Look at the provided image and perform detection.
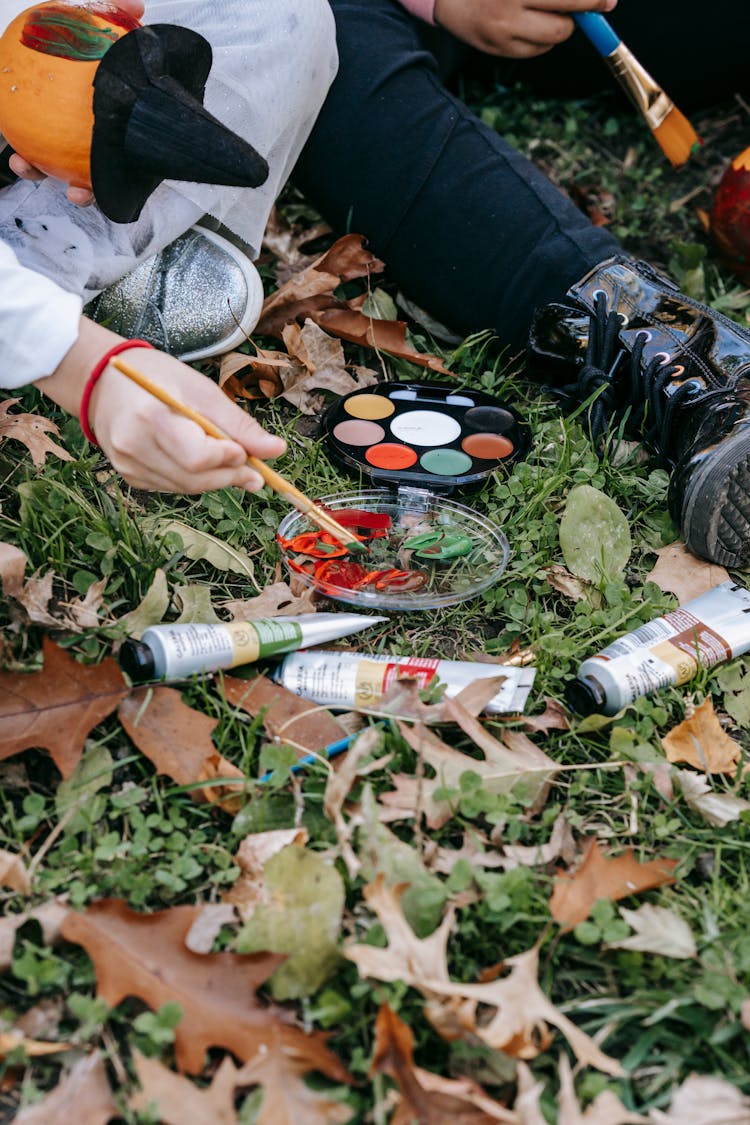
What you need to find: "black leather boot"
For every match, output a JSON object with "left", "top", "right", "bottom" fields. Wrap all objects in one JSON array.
[{"left": 528, "top": 256, "right": 750, "bottom": 567}]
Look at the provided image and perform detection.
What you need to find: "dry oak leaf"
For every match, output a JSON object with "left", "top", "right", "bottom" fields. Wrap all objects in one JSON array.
[
  {"left": 0, "top": 399, "right": 73, "bottom": 466},
  {"left": 544, "top": 564, "right": 589, "bottom": 602},
  {"left": 661, "top": 698, "right": 745, "bottom": 776},
  {"left": 60, "top": 899, "right": 349, "bottom": 1078},
  {"left": 549, "top": 838, "right": 678, "bottom": 930},
  {"left": 645, "top": 542, "right": 730, "bottom": 604},
  {"left": 371, "top": 1003, "right": 516, "bottom": 1125},
  {"left": 224, "top": 827, "right": 309, "bottom": 921},
  {"left": 256, "top": 233, "right": 383, "bottom": 337},
  {"left": 0, "top": 897, "right": 69, "bottom": 972},
  {"left": 220, "top": 674, "right": 347, "bottom": 757},
  {"left": 0, "top": 638, "right": 129, "bottom": 779},
  {"left": 557, "top": 1052, "right": 648, "bottom": 1124},
  {"left": 0, "top": 848, "right": 31, "bottom": 894},
  {"left": 119, "top": 686, "right": 246, "bottom": 813},
  {"left": 0, "top": 1031, "right": 71, "bottom": 1060},
  {"left": 130, "top": 1052, "right": 239, "bottom": 1125},
  {"left": 221, "top": 580, "right": 318, "bottom": 622},
  {"left": 516, "top": 698, "right": 569, "bottom": 735},
  {"left": 676, "top": 768, "right": 750, "bottom": 827},
  {"left": 347, "top": 877, "right": 623, "bottom": 1076},
  {"left": 323, "top": 725, "right": 389, "bottom": 878},
  {"left": 649, "top": 1073, "right": 750, "bottom": 1124},
  {"left": 13, "top": 1050, "right": 117, "bottom": 1125},
  {"left": 0, "top": 542, "right": 60, "bottom": 629},
  {"left": 233, "top": 1023, "right": 353, "bottom": 1124}
]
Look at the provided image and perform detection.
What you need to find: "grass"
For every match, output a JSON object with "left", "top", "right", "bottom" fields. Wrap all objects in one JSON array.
[{"left": 2, "top": 76, "right": 750, "bottom": 1121}]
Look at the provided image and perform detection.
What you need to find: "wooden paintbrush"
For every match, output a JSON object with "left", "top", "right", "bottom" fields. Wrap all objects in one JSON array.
[
  {"left": 573, "top": 13, "right": 701, "bottom": 168},
  {"left": 110, "top": 356, "right": 363, "bottom": 553}
]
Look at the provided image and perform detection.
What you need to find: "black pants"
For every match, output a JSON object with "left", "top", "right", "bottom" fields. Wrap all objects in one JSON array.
[{"left": 295, "top": 0, "right": 748, "bottom": 349}]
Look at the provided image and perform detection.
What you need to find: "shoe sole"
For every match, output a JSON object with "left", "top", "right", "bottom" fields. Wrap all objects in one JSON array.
[
  {"left": 178, "top": 226, "right": 265, "bottom": 363},
  {"left": 681, "top": 428, "right": 750, "bottom": 567}
]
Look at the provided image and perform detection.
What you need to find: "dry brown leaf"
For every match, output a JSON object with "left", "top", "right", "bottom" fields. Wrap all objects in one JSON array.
[
  {"left": 60, "top": 899, "right": 349, "bottom": 1078},
  {"left": 544, "top": 564, "right": 589, "bottom": 602},
  {"left": 0, "top": 1031, "right": 71, "bottom": 1059},
  {"left": 347, "top": 878, "right": 623, "bottom": 1075},
  {"left": 0, "top": 639, "right": 129, "bottom": 779},
  {"left": 0, "top": 542, "right": 28, "bottom": 596},
  {"left": 324, "top": 726, "right": 388, "bottom": 877},
  {"left": 280, "top": 319, "right": 379, "bottom": 414},
  {"left": 645, "top": 542, "right": 730, "bottom": 604},
  {"left": 397, "top": 717, "right": 556, "bottom": 826},
  {"left": 257, "top": 233, "right": 383, "bottom": 337},
  {"left": 14, "top": 998, "right": 63, "bottom": 1041},
  {"left": 130, "top": 1052, "right": 239, "bottom": 1125},
  {"left": 516, "top": 698, "right": 569, "bottom": 735},
  {"left": 514, "top": 1063, "right": 546, "bottom": 1125},
  {"left": 0, "top": 898, "right": 69, "bottom": 971},
  {"left": 662, "top": 698, "right": 744, "bottom": 775},
  {"left": 233, "top": 1023, "right": 353, "bottom": 1124},
  {"left": 649, "top": 1074, "right": 750, "bottom": 1124},
  {"left": 221, "top": 581, "right": 318, "bottom": 621},
  {"left": 0, "top": 544, "right": 60, "bottom": 629},
  {"left": 557, "top": 1053, "right": 648, "bottom": 1124},
  {"left": 0, "top": 399, "right": 73, "bottom": 466},
  {"left": 61, "top": 578, "right": 108, "bottom": 631},
  {"left": 498, "top": 815, "right": 577, "bottom": 873},
  {"left": 13, "top": 1051, "right": 117, "bottom": 1125},
  {"left": 0, "top": 848, "right": 30, "bottom": 894},
  {"left": 262, "top": 206, "right": 332, "bottom": 270},
  {"left": 549, "top": 838, "right": 678, "bottom": 930},
  {"left": 184, "top": 904, "right": 238, "bottom": 954},
  {"left": 378, "top": 771, "right": 456, "bottom": 831},
  {"left": 119, "top": 686, "right": 246, "bottom": 812},
  {"left": 371, "top": 1004, "right": 516, "bottom": 1124},
  {"left": 224, "top": 827, "right": 309, "bottom": 921},
  {"left": 221, "top": 674, "right": 347, "bottom": 757},
  {"left": 675, "top": 769, "right": 750, "bottom": 827}
]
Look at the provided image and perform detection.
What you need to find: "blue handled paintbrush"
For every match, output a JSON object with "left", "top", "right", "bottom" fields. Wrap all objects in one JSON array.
[{"left": 573, "top": 12, "right": 701, "bottom": 168}]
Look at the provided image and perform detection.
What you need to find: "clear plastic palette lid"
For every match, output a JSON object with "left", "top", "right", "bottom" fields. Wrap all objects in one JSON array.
[{"left": 277, "top": 488, "right": 509, "bottom": 611}]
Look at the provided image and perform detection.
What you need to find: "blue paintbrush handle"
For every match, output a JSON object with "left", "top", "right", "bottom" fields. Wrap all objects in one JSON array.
[{"left": 573, "top": 12, "right": 622, "bottom": 57}]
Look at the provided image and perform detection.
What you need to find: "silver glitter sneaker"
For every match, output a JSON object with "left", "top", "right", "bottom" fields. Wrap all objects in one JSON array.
[{"left": 88, "top": 226, "right": 264, "bottom": 362}]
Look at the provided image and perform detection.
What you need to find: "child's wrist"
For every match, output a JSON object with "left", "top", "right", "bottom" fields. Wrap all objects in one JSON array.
[{"left": 79, "top": 339, "right": 154, "bottom": 445}]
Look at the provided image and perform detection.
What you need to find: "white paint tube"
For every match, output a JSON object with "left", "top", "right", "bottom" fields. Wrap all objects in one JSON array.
[
  {"left": 568, "top": 580, "right": 750, "bottom": 715},
  {"left": 274, "top": 650, "right": 537, "bottom": 714},
  {"left": 119, "top": 614, "right": 387, "bottom": 683}
]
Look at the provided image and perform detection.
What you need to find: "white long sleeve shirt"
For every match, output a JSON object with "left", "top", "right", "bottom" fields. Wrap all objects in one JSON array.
[{"left": 0, "top": 238, "right": 82, "bottom": 387}]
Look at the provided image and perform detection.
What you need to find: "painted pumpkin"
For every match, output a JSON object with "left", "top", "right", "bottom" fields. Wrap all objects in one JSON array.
[
  {"left": 710, "top": 145, "right": 750, "bottom": 285},
  {"left": 0, "top": 1, "right": 140, "bottom": 188}
]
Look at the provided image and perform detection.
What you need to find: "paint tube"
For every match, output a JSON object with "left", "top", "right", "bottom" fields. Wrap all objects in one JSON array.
[
  {"left": 119, "top": 614, "right": 387, "bottom": 684},
  {"left": 568, "top": 580, "right": 750, "bottom": 715},
  {"left": 274, "top": 650, "right": 537, "bottom": 714}
]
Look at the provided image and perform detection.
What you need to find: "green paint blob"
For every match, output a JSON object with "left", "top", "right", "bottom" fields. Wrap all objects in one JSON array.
[{"left": 420, "top": 448, "right": 473, "bottom": 476}]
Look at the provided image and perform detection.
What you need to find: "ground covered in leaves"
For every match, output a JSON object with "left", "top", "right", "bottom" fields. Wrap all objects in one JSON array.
[{"left": 1, "top": 75, "right": 750, "bottom": 1125}]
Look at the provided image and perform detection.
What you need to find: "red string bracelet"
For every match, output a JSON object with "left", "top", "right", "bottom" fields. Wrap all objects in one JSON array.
[{"left": 79, "top": 339, "right": 154, "bottom": 446}]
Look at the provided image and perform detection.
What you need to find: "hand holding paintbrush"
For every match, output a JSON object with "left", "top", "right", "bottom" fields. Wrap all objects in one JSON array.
[{"left": 110, "top": 356, "right": 361, "bottom": 552}]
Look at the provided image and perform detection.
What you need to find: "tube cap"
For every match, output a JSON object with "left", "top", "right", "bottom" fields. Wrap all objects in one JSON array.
[
  {"left": 565, "top": 675, "right": 606, "bottom": 716},
  {"left": 119, "top": 639, "right": 156, "bottom": 683}
]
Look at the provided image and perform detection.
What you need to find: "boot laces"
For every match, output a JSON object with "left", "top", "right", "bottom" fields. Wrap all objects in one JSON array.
[{"left": 562, "top": 292, "right": 724, "bottom": 463}]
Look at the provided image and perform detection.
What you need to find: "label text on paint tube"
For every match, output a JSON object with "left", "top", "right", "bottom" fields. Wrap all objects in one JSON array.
[
  {"left": 571, "top": 580, "right": 750, "bottom": 715},
  {"left": 275, "top": 650, "right": 537, "bottom": 715}
]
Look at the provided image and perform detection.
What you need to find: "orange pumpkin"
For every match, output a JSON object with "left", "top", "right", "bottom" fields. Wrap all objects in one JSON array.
[{"left": 0, "top": 1, "right": 140, "bottom": 188}]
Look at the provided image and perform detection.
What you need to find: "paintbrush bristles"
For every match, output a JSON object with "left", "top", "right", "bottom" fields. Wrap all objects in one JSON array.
[
  {"left": 653, "top": 106, "right": 702, "bottom": 169},
  {"left": 605, "top": 43, "right": 700, "bottom": 169}
]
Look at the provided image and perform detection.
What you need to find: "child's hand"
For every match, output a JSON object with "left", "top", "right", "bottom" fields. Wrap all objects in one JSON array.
[
  {"left": 88, "top": 347, "right": 286, "bottom": 494},
  {"left": 434, "top": 0, "right": 617, "bottom": 58}
]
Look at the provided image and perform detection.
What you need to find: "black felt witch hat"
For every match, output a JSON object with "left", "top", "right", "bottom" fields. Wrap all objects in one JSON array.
[{"left": 91, "top": 24, "right": 268, "bottom": 223}]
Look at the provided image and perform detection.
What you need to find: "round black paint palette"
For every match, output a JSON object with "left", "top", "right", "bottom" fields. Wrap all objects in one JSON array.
[{"left": 324, "top": 382, "right": 530, "bottom": 492}]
